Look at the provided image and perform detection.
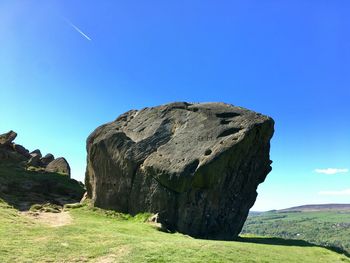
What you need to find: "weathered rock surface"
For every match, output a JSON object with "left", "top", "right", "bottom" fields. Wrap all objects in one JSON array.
[
  {"left": 85, "top": 102, "right": 274, "bottom": 239},
  {"left": 45, "top": 158, "right": 71, "bottom": 177}
]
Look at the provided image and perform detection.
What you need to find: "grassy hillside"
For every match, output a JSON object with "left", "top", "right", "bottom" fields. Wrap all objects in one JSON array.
[
  {"left": 0, "top": 200, "right": 349, "bottom": 263},
  {"left": 0, "top": 163, "right": 84, "bottom": 210},
  {"left": 242, "top": 210, "right": 350, "bottom": 256}
]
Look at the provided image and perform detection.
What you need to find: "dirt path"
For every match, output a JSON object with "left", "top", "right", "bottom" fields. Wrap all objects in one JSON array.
[{"left": 22, "top": 211, "right": 73, "bottom": 227}]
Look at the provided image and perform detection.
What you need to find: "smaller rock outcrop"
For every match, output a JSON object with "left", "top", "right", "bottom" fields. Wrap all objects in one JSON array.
[{"left": 45, "top": 157, "right": 71, "bottom": 177}]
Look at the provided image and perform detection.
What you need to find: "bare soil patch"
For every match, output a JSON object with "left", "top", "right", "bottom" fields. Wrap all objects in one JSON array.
[{"left": 22, "top": 211, "right": 72, "bottom": 227}]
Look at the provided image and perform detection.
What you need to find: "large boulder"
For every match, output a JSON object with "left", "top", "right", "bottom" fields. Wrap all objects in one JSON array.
[
  {"left": 85, "top": 102, "right": 274, "bottom": 239},
  {"left": 45, "top": 157, "right": 71, "bottom": 177}
]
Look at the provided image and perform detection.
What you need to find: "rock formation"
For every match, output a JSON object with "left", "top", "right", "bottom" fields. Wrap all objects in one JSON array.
[
  {"left": 85, "top": 102, "right": 274, "bottom": 239},
  {"left": 45, "top": 157, "right": 70, "bottom": 176},
  {"left": 0, "top": 131, "right": 70, "bottom": 177},
  {"left": 0, "top": 130, "right": 82, "bottom": 210}
]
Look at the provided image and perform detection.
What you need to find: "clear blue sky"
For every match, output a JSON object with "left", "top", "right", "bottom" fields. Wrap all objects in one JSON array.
[{"left": 1, "top": 1, "right": 349, "bottom": 211}]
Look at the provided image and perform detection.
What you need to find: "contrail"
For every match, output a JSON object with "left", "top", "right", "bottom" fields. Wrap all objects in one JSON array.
[{"left": 63, "top": 17, "right": 92, "bottom": 41}]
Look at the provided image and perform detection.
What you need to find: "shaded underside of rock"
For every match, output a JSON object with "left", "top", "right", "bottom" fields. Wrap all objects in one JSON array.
[{"left": 85, "top": 102, "right": 274, "bottom": 239}]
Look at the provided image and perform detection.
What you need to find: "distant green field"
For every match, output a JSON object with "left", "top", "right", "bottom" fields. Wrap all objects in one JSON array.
[
  {"left": 0, "top": 200, "right": 349, "bottom": 263},
  {"left": 242, "top": 210, "right": 350, "bottom": 257}
]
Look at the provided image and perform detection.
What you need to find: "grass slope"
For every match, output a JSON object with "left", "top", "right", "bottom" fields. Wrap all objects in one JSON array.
[
  {"left": 242, "top": 210, "right": 350, "bottom": 256},
  {"left": 0, "top": 200, "right": 349, "bottom": 263},
  {"left": 0, "top": 163, "right": 84, "bottom": 210}
]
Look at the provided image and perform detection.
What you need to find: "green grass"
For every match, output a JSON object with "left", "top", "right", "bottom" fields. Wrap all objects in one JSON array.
[
  {"left": 0, "top": 200, "right": 349, "bottom": 263},
  {"left": 0, "top": 163, "right": 84, "bottom": 210},
  {"left": 242, "top": 210, "right": 350, "bottom": 256}
]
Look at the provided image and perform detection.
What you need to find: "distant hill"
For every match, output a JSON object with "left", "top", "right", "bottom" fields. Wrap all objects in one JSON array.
[
  {"left": 278, "top": 204, "right": 350, "bottom": 212},
  {"left": 243, "top": 206, "right": 350, "bottom": 256}
]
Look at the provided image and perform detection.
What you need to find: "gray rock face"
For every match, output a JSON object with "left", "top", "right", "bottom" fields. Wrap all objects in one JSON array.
[
  {"left": 85, "top": 102, "right": 274, "bottom": 239},
  {"left": 45, "top": 157, "right": 71, "bottom": 176}
]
